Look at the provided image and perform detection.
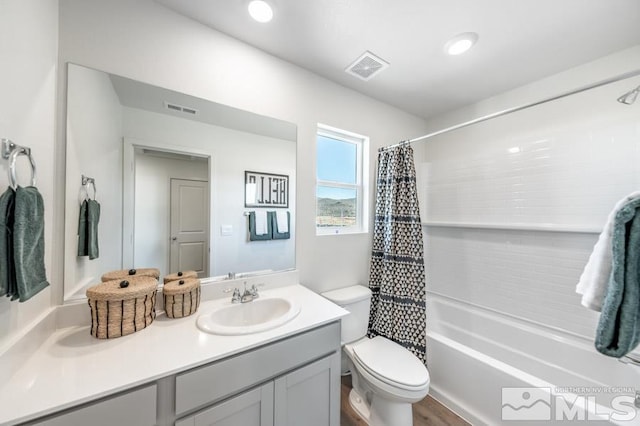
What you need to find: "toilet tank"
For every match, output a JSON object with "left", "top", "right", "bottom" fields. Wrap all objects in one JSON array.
[{"left": 321, "top": 285, "right": 372, "bottom": 344}]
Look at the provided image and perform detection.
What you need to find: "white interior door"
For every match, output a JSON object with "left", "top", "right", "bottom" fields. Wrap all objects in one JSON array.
[{"left": 170, "top": 179, "right": 209, "bottom": 277}]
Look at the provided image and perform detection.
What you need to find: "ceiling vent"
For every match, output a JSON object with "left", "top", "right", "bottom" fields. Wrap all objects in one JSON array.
[
  {"left": 345, "top": 51, "right": 389, "bottom": 81},
  {"left": 164, "top": 101, "right": 199, "bottom": 116}
]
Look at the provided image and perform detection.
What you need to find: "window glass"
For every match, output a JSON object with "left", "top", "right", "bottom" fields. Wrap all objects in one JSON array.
[
  {"left": 316, "top": 186, "right": 357, "bottom": 228},
  {"left": 316, "top": 135, "right": 357, "bottom": 184},
  {"left": 316, "top": 125, "right": 368, "bottom": 235}
]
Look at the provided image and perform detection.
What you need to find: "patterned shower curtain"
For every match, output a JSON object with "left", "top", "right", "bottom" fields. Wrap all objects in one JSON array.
[{"left": 368, "top": 143, "right": 427, "bottom": 363}]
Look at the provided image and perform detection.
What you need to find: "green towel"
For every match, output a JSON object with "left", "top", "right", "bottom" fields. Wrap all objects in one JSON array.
[
  {"left": 596, "top": 197, "right": 640, "bottom": 357},
  {"left": 0, "top": 187, "right": 16, "bottom": 299},
  {"left": 248, "top": 211, "right": 272, "bottom": 241},
  {"left": 270, "top": 211, "right": 290, "bottom": 240},
  {"left": 77, "top": 199, "right": 88, "bottom": 256},
  {"left": 13, "top": 186, "right": 49, "bottom": 302},
  {"left": 87, "top": 199, "right": 100, "bottom": 260}
]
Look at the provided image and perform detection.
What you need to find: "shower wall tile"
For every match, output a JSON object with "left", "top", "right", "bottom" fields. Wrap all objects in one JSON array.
[
  {"left": 419, "top": 78, "right": 640, "bottom": 227},
  {"left": 420, "top": 75, "right": 640, "bottom": 340},
  {"left": 425, "top": 227, "right": 600, "bottom": 339}
]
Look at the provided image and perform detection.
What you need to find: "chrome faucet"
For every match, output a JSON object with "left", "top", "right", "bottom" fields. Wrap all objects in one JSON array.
[
  {"left": 249, "top": 284, "right": 259, "bottom": 299},
  {"left": 231, "top": 288, "right": 241, "bottom": 303},
  {"left": 240, "top": 282, "right": 254, "bottom": 303},
  {"left": 230, "top": 282, "right": 261, "bottom": 303}
]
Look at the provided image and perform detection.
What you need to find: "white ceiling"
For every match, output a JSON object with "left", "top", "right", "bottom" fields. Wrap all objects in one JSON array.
[{"left": 155, "top": 0, "right": 640, "bottom": 119}]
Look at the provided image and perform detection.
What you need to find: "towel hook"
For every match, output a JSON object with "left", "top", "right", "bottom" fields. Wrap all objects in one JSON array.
[
  {"left": 81, "top": 175, "right": 97, "bottom": 200},
  {"left": 2, "top": 139, "right": 36, "bottom": 190}
]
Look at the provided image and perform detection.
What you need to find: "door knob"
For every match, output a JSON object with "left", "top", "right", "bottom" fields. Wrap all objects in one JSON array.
[{"left": 171, "top": 237, "right": 177, "bottom": 241}]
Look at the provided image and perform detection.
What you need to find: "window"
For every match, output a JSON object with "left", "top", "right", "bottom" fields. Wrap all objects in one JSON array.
[{"left": 316, "top": 124, "right": 369, "bottom": 235}]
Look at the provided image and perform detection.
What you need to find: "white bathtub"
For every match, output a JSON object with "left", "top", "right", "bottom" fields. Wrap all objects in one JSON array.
[{"left": 426, "top": 293, "right": 640, "bottom": 425}]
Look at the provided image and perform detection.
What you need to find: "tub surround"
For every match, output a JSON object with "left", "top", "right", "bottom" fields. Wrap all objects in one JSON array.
[
  {"left": 0, "top": 271, "right": 347, "bottom": 425},
  {"left": 426, "top": 293, "right": 640, "bottom": 425}
]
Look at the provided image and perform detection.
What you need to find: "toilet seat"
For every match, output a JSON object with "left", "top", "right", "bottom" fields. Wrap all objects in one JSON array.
[{"left": 351, "top": 336, "right": 429, "bottom": 391}]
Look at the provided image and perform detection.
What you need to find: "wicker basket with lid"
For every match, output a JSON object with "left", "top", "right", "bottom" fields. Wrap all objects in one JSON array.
[
  {"left": 86, "top": 276, "right": 158, "bottom": 339},
  {"left": 163, "top": 270, "right": 198, "bottom": 284},
  {"left": 163, "top": 278, "right": 201, "bottom": 319},
  {"left": 101, "top": 268, "right": 160, "bottom": 282}
]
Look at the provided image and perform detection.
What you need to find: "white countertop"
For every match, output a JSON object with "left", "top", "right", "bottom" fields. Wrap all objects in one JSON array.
[{"left": 0, "top": 282, "right": 347, "bottom": 425}]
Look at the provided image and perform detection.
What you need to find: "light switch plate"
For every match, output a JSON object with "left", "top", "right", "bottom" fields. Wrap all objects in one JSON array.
[{"left": 220, "top": 225, "right": 233, "bottom": 236}]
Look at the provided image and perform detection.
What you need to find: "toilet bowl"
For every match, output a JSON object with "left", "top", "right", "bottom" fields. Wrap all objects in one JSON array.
[
  {"left": 321, "top": 285, "right": 430, "bottom": 426},
  {"left": 344, "top": 336, "right": 430, "bottom": 425}
]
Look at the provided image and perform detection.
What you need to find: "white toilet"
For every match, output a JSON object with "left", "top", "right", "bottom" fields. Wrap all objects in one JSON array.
[{"left": 322, "top": 285, "right": 430, "bottom": 426}]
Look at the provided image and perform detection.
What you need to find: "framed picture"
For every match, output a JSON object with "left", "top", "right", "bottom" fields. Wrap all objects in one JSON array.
[{"left": 245, "top": 170, "right": 289, "bottom": 208}]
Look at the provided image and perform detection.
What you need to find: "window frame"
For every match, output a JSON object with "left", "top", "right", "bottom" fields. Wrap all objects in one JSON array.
[{"left": 315, "top": 123, "right": 369, "bottom": 235}]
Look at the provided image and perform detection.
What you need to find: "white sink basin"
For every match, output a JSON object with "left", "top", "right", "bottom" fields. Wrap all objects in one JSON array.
[{"left": 196, "top": 297, "right": 301, "bottom": 335}]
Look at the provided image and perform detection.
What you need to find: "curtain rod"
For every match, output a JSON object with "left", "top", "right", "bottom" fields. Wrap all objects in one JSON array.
[{"left": 381, "top": 68, "right": 640, "bottom": 152}]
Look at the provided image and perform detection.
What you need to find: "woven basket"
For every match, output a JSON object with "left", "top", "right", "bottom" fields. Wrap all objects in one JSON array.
[
  {"left": 163, "top": 278, "right": 201, "bottom": 319},
  {"left": 101, "top": 268, "right": 160, "bottom": 282},
  {"left": 163, "top": 270, "right": 198, "bottom": 284},
  {"left": 86, "top": 276, "right": 158, "bottom": 339}
]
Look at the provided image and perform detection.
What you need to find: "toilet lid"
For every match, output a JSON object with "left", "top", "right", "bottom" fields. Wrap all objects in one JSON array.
[{"left": 352, "top": 336, "right": 429, "bottom": 389}]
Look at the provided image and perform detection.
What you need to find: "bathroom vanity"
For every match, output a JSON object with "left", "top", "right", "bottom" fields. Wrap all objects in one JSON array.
[
  {"left": 0, "top": 277, "right": 346, "bottom": 426},
  {"left": 173, "top": 322, "right": 339, "bottom": 426}
]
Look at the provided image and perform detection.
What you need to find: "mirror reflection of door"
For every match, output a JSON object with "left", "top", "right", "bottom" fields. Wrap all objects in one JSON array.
[
  {"left": 133, "top": 148, "right": 209, "bottom": 278},
  {"left": 170, "top": 179, "right": 209, "bottom": 277}
]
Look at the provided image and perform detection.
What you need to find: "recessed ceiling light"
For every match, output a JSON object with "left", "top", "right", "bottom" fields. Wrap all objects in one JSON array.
[
  {"left": 444, "top": 32, "right": 479, "bottom": 56},
  {"left": 248, "top": 0, "right": 273, "bottom": 23}
]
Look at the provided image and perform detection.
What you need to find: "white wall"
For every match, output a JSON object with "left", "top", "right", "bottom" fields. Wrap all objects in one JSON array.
[
  {"left": 0, "top": 0, "right": 58, "bottom": 348},
  {"left": 134, "top": 153, "right": 208, "bottom": 278},
  {"left": 58, "top": 0, "right": 429, "bottom": 294},
  {"left": 420, "top": 45, "right": 640, "bottom": 340},
  {"left": 123, "top": 107, "right": 296, "bottom": 276},
  {"left": 64, "top": 64, "right": 123, "bottom": 299}
]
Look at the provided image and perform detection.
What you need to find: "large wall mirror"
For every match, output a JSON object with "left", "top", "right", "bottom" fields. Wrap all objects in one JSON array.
[{"left": 64, "top": 63, "right": 296, "bottom": 301}]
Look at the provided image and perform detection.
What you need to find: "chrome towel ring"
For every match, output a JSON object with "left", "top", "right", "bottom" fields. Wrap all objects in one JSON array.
[{"left": 2, "top": 139, "right": 36, "bottom": 189}]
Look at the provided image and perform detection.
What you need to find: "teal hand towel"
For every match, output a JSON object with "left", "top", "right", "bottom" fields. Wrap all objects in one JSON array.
[
  {"left": 270, "top": 211, "right": 290, "bottom": 240},
  {"left": 596, "top": 197, "right": 640, "bottom": 357},
  {"left": 14, "top": 186, "right": 49, "bottom": 302},
  {"left": 87, "top": 199, "right": 100, "bottom": 260},
  {"left": 0, "top": 187, "right": 16, "bottom": 298},
  {"left": 77, "top": 199, "right": 88, "bottom": 256},
  {"left": 248, "top": 211, "right": 272, "bottom": 241}
]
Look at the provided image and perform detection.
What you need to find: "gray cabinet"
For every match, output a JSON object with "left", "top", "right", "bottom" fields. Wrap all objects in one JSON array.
[
  {"left": 26, "top": 384, "right": 156, "bottom": 426},
  {"left": 177, "top": 353, "right": 340, "bottom": 426},
  {"left": 175, "top": 383, "right": 274, "bottom": 426},
  {"left": 274, "top": 356, "right": 339, "bottom": 426},
  {"left": 175, "top": 322, "right": 340, "bottom": 417}
]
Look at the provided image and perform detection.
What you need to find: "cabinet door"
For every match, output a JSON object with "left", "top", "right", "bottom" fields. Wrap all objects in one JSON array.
[
  {"left": 28, "top": 384, "right": 156, "bottom": 426},
  {"left": 176, "top": 382, "right": 274, "bottom": 426},
  {"left": 274, "top": 353, "right": 340, "bottom": 426}
]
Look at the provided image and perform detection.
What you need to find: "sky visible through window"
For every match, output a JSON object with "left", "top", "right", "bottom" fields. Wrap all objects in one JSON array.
[{"left": 317, "top": 135, "right": 356, "bottom": 199}]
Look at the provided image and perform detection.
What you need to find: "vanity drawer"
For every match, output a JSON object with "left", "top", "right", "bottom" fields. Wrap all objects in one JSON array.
[
  {"left": 175, "top": 321, "right": 340, "bottom": 416},
  {"left": 26, "top": 384, "right": 156, "bottom": 426}
]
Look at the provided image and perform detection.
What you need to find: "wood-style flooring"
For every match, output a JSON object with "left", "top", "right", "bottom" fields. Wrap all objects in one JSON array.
[{"left": 340, "top": 375, "right": 470, "bottom": 426}]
